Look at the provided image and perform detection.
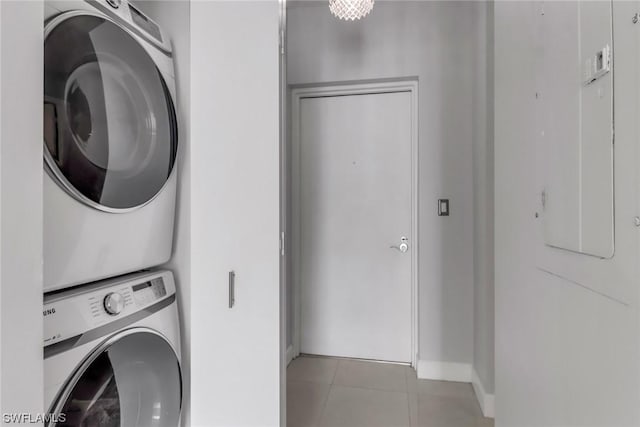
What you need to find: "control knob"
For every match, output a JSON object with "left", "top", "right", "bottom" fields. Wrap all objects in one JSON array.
[{"left": 104, "top": 292, "right": 125, "bottom": 315}]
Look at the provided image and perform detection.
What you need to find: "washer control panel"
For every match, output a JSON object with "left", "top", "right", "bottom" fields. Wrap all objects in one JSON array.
[
  {"left": 104, "top": 292, "right": 126, "bottom": 315},
  {"left": 132, "top": 277, "right": 167, "bottom": 306},
  {"left": 87, "top": 286, "right": 133, "bottom": 320},
  {"left": 43, "top": 270, "right": 175, "bottom": 347}
]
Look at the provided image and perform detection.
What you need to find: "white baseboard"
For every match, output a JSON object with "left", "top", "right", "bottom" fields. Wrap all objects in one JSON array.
[
  {"left": 286, "top": 345, "right": 294, "bottom": 366},
  {"left": 471, "top": 368, "right": 495, "bottom": 418},
  {"left": 416, "top": 360, "right": 472, "bottom": 383}
]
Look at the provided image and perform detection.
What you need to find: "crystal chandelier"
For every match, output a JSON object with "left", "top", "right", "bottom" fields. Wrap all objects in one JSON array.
[{"left": 329, "top": 0, "right": 374, "bottom": 21}]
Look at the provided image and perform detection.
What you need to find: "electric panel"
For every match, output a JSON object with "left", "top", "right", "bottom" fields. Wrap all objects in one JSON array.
[{"left": 536, "top": 1, "right": 614, "bottom": 258}]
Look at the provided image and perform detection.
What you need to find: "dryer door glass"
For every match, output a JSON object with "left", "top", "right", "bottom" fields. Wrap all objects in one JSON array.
[
  {"left": 44, "top": 14, "right": 178, "bottom": 211},
  {"left": 51, "top": 331, "right": 181, "bottom": 426}
]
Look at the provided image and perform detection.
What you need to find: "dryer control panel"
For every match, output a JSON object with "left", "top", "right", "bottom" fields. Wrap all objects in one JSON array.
[{"left": 43, "top": 270, "right": 176, "bottom": 348}]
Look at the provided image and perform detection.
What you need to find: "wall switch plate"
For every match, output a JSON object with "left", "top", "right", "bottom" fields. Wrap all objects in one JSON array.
[{"left": 438, "top": 199, "right": 450, "bottom": 216}]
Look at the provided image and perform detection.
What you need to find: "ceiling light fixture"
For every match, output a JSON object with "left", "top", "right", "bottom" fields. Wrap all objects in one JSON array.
[{"left": 329, "top": 0, "right": 374, "bottom": 21}]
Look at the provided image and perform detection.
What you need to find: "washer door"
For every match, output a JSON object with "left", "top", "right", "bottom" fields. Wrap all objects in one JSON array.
[
  {"left": 44, "top": 12, "right": 178, "bottom": 212},
  {"left": 49, "top": 329, "right": 182, "bottom": 427}
]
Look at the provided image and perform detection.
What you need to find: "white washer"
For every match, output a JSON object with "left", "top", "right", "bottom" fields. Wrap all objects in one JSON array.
[
  {"left": 44, "top": 269, "right": 182, "bottom": 427},
  {"left": 43, "top": 0, "right": 178, "bottom": 292}
]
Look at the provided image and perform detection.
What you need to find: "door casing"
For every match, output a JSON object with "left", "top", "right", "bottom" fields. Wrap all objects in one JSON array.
[
  {"left": 278, "top": 1, "right": 287, "bottom": 427},
  {"left": 289, "top": 79, "right": 420, "bottom": 368}
]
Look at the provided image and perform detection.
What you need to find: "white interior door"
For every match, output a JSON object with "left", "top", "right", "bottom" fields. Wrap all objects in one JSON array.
[{"left": 298, "top": 91, "right": 413, "bottom": 363}]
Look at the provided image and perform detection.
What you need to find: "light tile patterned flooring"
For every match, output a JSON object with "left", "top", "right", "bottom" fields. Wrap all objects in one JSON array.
[{"left": 287, "top": 356, "right": 494, "bottom": 427}]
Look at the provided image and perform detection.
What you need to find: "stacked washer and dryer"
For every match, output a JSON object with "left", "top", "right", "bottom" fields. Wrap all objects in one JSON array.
[{"left": 42, "top": 1, "right": 182, "bottom": 425}]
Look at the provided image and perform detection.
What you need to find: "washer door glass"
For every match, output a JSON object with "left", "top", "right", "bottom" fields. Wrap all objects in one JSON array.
[
  {"left": 51, "top": 331, "right": 181, "bottom": 427},
  {"left": 44, "top": 13, "right": 178, "bottom": 211}
]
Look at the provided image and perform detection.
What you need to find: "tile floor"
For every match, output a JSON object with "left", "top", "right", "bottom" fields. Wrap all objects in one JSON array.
[{"left": 287, "top": 355, "right": 494, "bottom": 427}]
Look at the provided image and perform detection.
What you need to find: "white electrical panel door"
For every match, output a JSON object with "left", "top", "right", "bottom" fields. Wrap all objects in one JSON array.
[{"left": 537, "top": 1, "right": 614, "bottom": 258}]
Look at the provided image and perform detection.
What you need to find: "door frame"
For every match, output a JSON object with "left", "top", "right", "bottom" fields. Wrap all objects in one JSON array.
[
  {"left": 290, "top": 79, "right": 419, "bottom": 368},
  {"left": 278, "top": 1, "right": 287, "bottom": 427}
]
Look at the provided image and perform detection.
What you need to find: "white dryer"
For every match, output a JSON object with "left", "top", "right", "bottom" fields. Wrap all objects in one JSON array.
[
  {"left": 43, "top": 0, "right": 178, "bottom": 292},
  {"left": 44, "top": 269, "right": 182, "bottom": 427}
]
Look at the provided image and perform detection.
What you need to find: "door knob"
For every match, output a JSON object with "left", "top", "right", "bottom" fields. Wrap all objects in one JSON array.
[{"left": 390, "top": 237, "right": 409, "bottom": 253}]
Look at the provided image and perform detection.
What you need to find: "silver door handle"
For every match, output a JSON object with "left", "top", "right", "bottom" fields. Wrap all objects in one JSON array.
[
  {"left": 229, "top": 271, "right": 235, "bottom": 308},
  {"left": 390, "top": 237, "right": 409, "bottom": 253}
]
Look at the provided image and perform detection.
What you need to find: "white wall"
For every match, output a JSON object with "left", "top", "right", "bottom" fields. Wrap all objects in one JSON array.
[
  {"left": 287, "top": 1, "right": 476, "bottom": 368},
  {"left": 472, "top": 0, "right": 494, "bottom": 396},
  {"left": 190, "top": 2, "right": 282, "bottom": 426},
  {"left": 132, "top": 2, "right": 191, "bottom": 425},
  {"left": 0, "top": 0, "right": 44, "bottom": 421},
  {"left": 495, "top": 2, "right": 640, "bottom": 425}
]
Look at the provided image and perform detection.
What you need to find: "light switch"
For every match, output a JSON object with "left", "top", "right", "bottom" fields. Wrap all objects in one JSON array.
[{"left": 438, "top": 199, "right": 450, "bottom": 216}]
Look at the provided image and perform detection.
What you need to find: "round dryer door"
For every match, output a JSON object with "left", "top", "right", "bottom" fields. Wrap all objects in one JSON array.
[
  {"left": 43, "top": 12, "right": 178, "bottom": 212},
  {"left": 48, "top": 329, "right": 182, "bottom": 427}
]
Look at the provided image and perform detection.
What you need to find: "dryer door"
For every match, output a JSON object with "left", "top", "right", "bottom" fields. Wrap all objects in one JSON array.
[
  {"left": 44, "top": 12, "right": 178, "bottom": 212},
  {"left": 48, "top": 329, "right": 182, "bottom": 427}
]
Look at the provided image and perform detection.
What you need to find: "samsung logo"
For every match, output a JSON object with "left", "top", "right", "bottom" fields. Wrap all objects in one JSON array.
[{"left": 43, "top": 308, "right": 56, "bottom": 317}]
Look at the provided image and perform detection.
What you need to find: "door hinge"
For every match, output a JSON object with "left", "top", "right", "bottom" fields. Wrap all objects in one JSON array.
[{"left": 280, "top": 231, "right": 286, "bottom": 256}]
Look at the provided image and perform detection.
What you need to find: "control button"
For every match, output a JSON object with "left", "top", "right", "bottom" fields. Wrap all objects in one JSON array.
[{"left": 103, "top": 292, "right": 125, "bottom": 315}]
